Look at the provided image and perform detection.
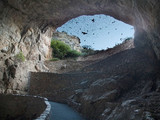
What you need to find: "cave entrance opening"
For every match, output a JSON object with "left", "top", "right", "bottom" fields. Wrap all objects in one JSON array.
[{"left": 56, "top": 14, "right": 135, "bottom": 51}]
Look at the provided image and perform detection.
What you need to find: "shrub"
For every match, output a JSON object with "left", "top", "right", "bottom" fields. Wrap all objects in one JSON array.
[
  {"left": 51, "top": 40, "right": 71, "bottom": 59},
  {"left": 51, "top": 39, "right": 81, "bottom": 59},
  {"left": 66, "top": 50, "right": 82, "bottom": 58},
  {"left": 124, "top": 37, "right": 133, "bottom": 41},
  {"left": 122, "top": 37, "right": 133, "bottom": 44},
  {"left": 15, "top": 51, "right": 25, "bottom": 62},
  {"left": 81, "top": 45, "right": 95, "bottom": 56}
]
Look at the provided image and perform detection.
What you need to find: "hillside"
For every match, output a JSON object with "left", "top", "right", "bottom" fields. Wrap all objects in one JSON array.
[{"left": 45, "top": 39, "right": 134, "bottom": 73}]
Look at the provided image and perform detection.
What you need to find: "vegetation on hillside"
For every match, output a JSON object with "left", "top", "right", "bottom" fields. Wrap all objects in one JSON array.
[
  {"left": 114, "top": 37, "right": 133, "bottom": 47},
  {"left": 81, "top": 45, "right": 95, "bottom": 56},
  {"left": 123, "top": 37, "right": 133, "bottom": 42},
  {"left": 51, "top": 39, "right": 82, "bottom": 59}
]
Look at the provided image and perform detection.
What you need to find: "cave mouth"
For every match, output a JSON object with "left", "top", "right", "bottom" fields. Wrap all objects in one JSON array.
[{"left": 56, "top": 14, "right": 135, "bottom": 50}]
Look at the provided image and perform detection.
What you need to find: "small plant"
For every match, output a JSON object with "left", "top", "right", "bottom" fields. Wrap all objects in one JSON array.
[
  {"left": 114, "top": 43, "right": 121, "bottom": 47},
  {"left": 66, "top": 50, "right": 82, "bottom": 58},
  {"left": 81, "top": 45, "right": 95, "bottom": 56},
  {"left": 124, "top": 37, "right": 133, "bottom": 41},
  {"left": 15, "top": 51, "right": 25, "bottom": 62},
  {"left": 123, "top": 37, "right": 133, "bottom": 43}
]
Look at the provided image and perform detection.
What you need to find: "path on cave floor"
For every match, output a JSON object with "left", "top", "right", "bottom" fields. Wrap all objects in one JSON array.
[{"left": 49, "top": 102, "right": 86, "bottom": 120}]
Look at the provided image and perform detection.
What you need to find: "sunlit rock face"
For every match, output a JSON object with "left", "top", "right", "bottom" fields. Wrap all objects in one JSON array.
[
  {"left": 0, "top": 0, "right": 160, "bottom": 109},
  {"left": 52, "top": 31, "right": 82, "bottom": 52}
]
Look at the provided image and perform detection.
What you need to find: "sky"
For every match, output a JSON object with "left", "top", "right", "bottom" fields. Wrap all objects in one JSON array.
[{"left": 57, "top": 14, "right": 134, "bottom": 50}]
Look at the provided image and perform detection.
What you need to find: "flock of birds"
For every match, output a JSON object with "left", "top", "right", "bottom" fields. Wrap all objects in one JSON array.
[
  {"left": 78, "top": 19, "right": 132, "bottom": 44},
  {"left": 57, "top": 15, "right": 134, "bottom": 49}
]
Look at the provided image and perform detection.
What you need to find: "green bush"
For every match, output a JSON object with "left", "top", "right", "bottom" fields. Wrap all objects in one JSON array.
[
  {"left": 51, "top": 39, "right": 81, "bottom": 59},
  {"left": 81, "top": 45, "right": 95, "bottom": 56},
  {"left": 51, "top": 40, "right": 71, "bottom": 59},
  {"left": 66, "top": 50, "right": 82, "bottom": 58},
  {"left": 15, "top": 51, "right": 25, "bottom": 62}
]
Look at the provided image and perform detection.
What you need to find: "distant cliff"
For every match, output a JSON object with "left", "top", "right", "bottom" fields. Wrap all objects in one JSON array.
[{"left": 52, "top": 32, "right": 82, "bottom": 52}]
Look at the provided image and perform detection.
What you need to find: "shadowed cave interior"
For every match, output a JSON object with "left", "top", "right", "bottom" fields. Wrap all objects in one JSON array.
[{"left": 0, "top": 0, "right": 160, "bottom": 120}]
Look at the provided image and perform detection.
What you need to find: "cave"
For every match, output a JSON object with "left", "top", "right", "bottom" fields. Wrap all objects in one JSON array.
[{"left": 0, "top": 0, "right": 160, "bottom": 120}]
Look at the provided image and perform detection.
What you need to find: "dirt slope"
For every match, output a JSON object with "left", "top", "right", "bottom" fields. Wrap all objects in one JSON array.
[{"left": 45, "top": 39, "right": 134, "bottom": 73}]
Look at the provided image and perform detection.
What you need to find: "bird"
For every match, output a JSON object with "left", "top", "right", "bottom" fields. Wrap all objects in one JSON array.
[
  {"left": 112, "top": 21, "right": 116, "bottom": 23},
  {"left": 92, "top": 19, "right": 95, "bottom": 22},
  {"left": 82, "top": 32, "right": 87, "bottom": 35}
]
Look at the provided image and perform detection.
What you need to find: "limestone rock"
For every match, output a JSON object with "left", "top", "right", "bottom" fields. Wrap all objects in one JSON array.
[{"left": 52, "top": 31, "right": 82, "bottom": 52}]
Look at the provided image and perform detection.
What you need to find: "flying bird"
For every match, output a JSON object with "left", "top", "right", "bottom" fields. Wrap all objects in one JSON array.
[{"left": 82, "top": 32, "right": 87, "bottom": 35}]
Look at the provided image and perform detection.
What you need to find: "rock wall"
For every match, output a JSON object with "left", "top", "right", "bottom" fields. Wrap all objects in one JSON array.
[
  {"left": 53, "top": 31, "right": 82, "bottom": 52},
  {"left": 0, "top": 95, "right": 47, "bottom": 120},
  {"left": 0, "top": 0, "right": 53, "bottom": 94}
]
